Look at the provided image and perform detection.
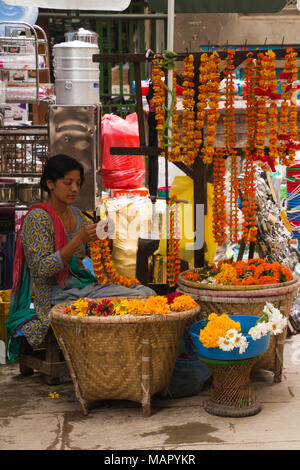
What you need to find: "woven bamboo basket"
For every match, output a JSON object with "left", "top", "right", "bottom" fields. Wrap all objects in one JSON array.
[
  {"left": 50, "top": 298, "right": 200, "bottom": 416},
  {"left": 177, "top": 275, "right": 300, "bottom": 383}
]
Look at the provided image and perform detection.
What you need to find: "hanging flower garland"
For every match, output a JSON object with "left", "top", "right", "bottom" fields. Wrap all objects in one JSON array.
[
  {"left": 168, "top": 66, "right": 181, "bottom": 162},
  {"left": 265, "top": 50, "right": 279, "bottom": 170},
  {"left": 201, "top": 51, "right": 221, "bottom": 164},
  {"left": 222, "top": 49, "right": 239, "bottom": 244},
  {"left": 152, "top": 51, "right": 178, "bottom": 161},
  {"left": 242, "top": 52, "right": 258, "bottom": 244},
  {"left": 90, "top": 239, "right": 140, "bottom": 288},
  {"left": 287, "top": 48, "right": 298, "bottom": 164},
  {"left": 167, "top": 197, "right": 181, "bottom": 287},
  {"left": 195, "top": 52, "right": 209, "bottom": 156},
  {"left": 223, "top": 49, "right": 236, "bottom": 155},
  {"left": 278, "top": 47, "right": 298, "bottom": 166},
  {"left": 253, "top": 52, "right": 269, "bottom": 172},
  {"left": 152, "top": 55, "right": 165, "bottom": 156},
  {"left": 212, "top": 147, "right": 227, "bottom": 246},
  {"left": 181, "top": 54, "right": 197, "bottom": 165}
]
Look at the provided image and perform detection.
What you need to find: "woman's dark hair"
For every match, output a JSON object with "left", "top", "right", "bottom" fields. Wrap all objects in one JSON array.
[{"left": 40, "top": 154, "right": 85, "bottom": 194}]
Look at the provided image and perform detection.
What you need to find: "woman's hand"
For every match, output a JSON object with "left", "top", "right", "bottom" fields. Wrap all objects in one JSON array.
[{"left": 76, "top": 223, "right": 99, "bottom": 244}]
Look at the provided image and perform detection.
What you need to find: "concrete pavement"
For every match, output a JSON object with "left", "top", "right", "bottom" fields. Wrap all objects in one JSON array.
[{"left": 1, "top": 334, "right": 300, "bottom": 451}]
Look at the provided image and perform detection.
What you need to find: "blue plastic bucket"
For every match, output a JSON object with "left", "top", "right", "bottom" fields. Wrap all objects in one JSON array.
[{"left": 189, "top": 315, "right": 270, "bottom": 361}]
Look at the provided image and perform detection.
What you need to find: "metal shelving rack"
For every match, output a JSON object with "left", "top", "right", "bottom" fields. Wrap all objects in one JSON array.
[{"left": 0, "top": 21, "right": 53, "bottom": 104}]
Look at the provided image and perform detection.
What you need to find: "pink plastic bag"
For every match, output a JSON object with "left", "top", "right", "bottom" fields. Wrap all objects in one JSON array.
[{"left": 101, "top": 113, "right": 145, "bottom": 189}]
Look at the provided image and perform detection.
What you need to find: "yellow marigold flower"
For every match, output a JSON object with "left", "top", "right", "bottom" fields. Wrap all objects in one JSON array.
[
  {"left": 170, "top": 295, "right": 197, "bottom": 312},
  {"left": 214, "top": 263, "right": 237, "bottom": 285},
  {"left": 144, "top": 296, "right": 171, "bottom": 315},
  {"left": 199, "top": 313, "right": 241, "bottom": 348}
]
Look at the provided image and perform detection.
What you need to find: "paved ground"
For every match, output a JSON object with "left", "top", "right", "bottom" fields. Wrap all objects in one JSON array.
[{"left": 1, "top": 334, "right": 300, "bottom": 452}]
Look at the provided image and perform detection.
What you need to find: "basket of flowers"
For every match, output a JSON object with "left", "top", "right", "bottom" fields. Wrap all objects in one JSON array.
[
  {"left": 177, "top": 258, "right": 300, "bottom": 382},
  {"left": 49, "top": 293, "right": 200, "bottom": 416},
  {"left": 189, "top": 303, "right": 287, "bottom": 417}
]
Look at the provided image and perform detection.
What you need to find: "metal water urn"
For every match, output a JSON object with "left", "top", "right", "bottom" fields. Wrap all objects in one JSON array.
[{"left": 53, "top": 28, "right": 100, "bottom": 106}]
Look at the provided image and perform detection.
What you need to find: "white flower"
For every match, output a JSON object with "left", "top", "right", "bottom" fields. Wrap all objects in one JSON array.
[
  {"left": 262, "top": 302, "right": 287, "bottom": 335},
  {"left": 269, "top": 316, "right": 288, "bottom": 335},
  {"left": 235, "top": 335, "right": 249, "bottom": 354},
  {"left": 225, "top": 329, "right": 239, "bottom": 342},
  {"left": 248, "top": 322, "right": 272, "bottom": 340},
  {"left": 217, "top": 336, "right": 235, "bottom": 351},
  {"left": 218, "top": 329, "right": 249, "bottom": 354}
]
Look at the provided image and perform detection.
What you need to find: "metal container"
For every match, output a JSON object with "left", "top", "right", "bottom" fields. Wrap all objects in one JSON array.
[
  {"left": 0, "top": 182, "right": 17, "bottom": 202},
  {"left": 54, "top": 67, "right": 99, "bottom": 80},
  {"left": 17, "top": 182, "right": 44, "bottom": 203},
  {"left": 49, "top": 104, "right": 101, "bottom": 211},
  {"left": 53, "top": 40, "right": 100, "bottom": 106},
  {"left": 64, "top": 28, "right": 99, "bottom": 44}
]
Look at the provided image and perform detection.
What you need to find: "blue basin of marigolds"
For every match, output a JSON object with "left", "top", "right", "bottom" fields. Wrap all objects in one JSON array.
[{"left": 189, "top": 315, "right": 270, "bottom": 361}]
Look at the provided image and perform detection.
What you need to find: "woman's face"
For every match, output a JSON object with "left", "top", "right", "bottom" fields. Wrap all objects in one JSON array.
[{"left": 46, "top": 169, "right": 82, "bottom": 205}]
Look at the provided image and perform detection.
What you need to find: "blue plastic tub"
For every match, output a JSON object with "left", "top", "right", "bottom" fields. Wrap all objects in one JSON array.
[{"left": 189, "top": 315, "right": 270, "bottom": 361}]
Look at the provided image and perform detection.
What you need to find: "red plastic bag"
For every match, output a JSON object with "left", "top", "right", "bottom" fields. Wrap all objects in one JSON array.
[{"left": 101, "top": 113, "right": 145, "bottom": 189}]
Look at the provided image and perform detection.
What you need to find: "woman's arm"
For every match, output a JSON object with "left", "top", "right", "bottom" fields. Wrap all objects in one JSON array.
[
  {"left": 21, "top": 208, "right": 98, "bottom": 281},
  {"left": 20, "top": 209, "right": 65, "bottom": 281}
]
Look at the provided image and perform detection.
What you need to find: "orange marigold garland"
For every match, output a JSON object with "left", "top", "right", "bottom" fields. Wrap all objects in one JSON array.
[
  {"left": 167, "top": 197, "right": 181, "bottom": 287},
  {"left": 182, "top": 54, "right": 197, "bottom": 165},
  {"left": 242, "top": 52, "right": 258, "bottom": 244},
  {"left": 152, "top": 55, "right": 165, "bottom": 156},
  {"left": 195, "top": 52, "right": 210, "bottom": 153},
  {"left": 279, "top": 47, "right": 298, "bottom": 166},
  {"left": 168, "top": 66, "right": 181, "bottom": 162},
  {"left": 223, "top": 49, "right": 236, "bottom": 156},
  {"left": 287, "top": 47, "right": 298, "bottom": 164},
  {"left": 90, "top": 239, "right": 140, "bottom": 288},
  {"left": 254, "top": 52, "right": 269, "bottom": 172},
  {"left": 201, "top": 51, "right": 221, "bottom": 164},
  {"left": 265, "top": 50, "right": 279, "bottom": 169},
  {"left": 212, "top": 148, "right": 227, "bottom": 246}
]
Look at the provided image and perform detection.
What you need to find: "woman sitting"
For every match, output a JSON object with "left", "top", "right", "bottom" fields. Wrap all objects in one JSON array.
[{"left": 6, "top": 154, "right": 155, "bottom": 362}]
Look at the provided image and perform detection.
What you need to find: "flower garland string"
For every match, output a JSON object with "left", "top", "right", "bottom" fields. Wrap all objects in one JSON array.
[
  {"left": 278, "top": 47, "right": 298, "bottom": 166},
  {"left": 167, "top": 197, "right": 181, "bottom": 287},
  {"left": 90, "top": 239, "right": 140, "bottom": 288},
  {"left": 242, "top": 52, "right": 258, "bottom": 244},
  {"left": 254, "top": 52, "right": 269, "bottom": 172},
  {"left": 201, "top": 51, "right": 221, "bottom": 164},
  {"left": 222, "top": 49, "right": 239, "bottom": 243},
  {"left": 266, "top": 50, "right": 279, "bottom": 169},
  {"left": 195, "top": 52, "right": 209, "bottom": 156},
  {"left": 181, "top": 54, "right": 198, "bottom": 165},
  {"left": 152, "top": 51, "right": 178, "bottom": 160},
  {"left": 212, "top": 147, "right": 227, "bottom": 246}
]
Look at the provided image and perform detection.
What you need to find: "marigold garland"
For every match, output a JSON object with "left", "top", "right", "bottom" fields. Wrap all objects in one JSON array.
[
  {"left": 242, "top": 52, "right": 258, "bottom": 244},
  {"left": 265, "top": 50, "right": 279, "bottom": 169},
  {"left": 212, "top": 147, "right": 227, "bottom": 246},
  {"left": 201, "top": 51, "right": 221, "bottom": 164},
  {"left": 223, "top": 49, "right": 236, "bottom": 156},
  {"left": 195, "top": 52, "right": 209, "bottom": 152},
  {"left": 168, "top": 67, "right": 181, "bottom": 162},
  {"left": 90, "top": 239, "right": 140, "bottom": 288},
  {"left": 167, "top": 197, "right": 181, "bottom": 287},
  {"left": 182, "top": 54, "right": 198, "bottom": 165},
  {"left": 254, "top": 52, "right": 269, "bottom": 172},
  {"left": 152, "top": 55, "right": 165, "bottom": 156},
  {"left": 279, "top": 47, "right": 298, "bottom": 166}
]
